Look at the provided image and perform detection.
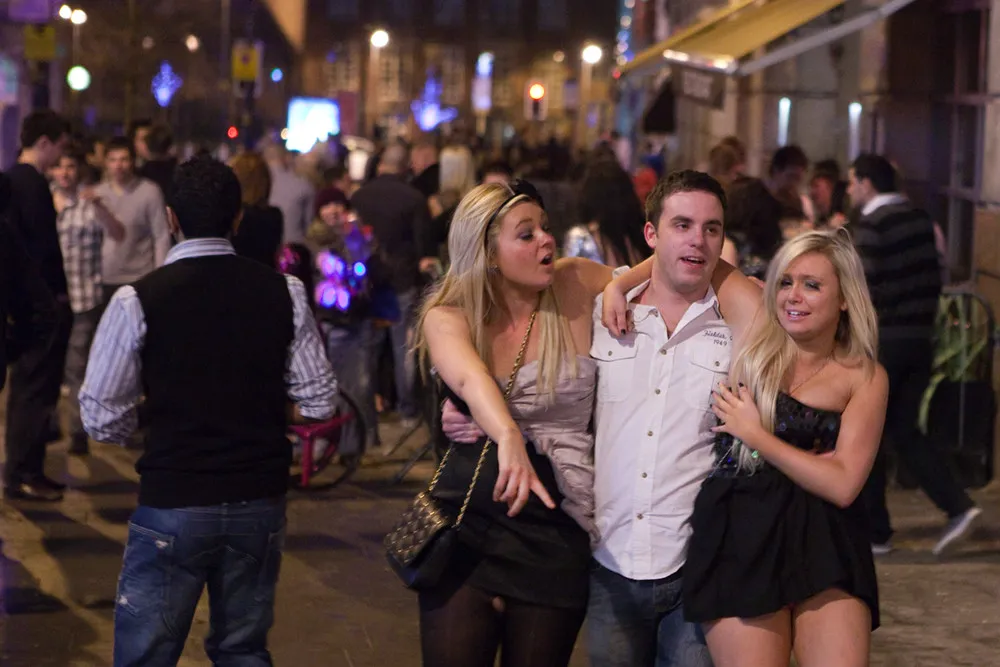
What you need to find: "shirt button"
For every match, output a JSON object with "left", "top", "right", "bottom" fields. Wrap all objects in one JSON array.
[
  {"left": 641, "top": 472, "right": 648, "bottom": 479},
  {"left": 637, "top": 513, "right": 644, "bottom": 520},
  {"left": 608, "top": 351, "right": 613, "bottom": 356},
  {"left": 647, "top": 430, "right": 653, "bottom": 437},
  {"left": 654, "top": 389, "right": 661, "bottom": 395},
  {"left": 660, "top": 349, "right": 667, "bottom": 355},
  {"left": 714, "top": 361, "right": 720, "bottom": 367}
]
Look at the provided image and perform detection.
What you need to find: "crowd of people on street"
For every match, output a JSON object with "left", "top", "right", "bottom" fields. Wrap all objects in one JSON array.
[{"left": 0, "top": 108, "right": 986, "bottom": 666}]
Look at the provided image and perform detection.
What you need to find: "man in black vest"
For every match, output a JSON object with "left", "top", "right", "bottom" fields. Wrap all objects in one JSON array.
[{"left": 80, "top": 156, "right": 336, "bottom": 665}]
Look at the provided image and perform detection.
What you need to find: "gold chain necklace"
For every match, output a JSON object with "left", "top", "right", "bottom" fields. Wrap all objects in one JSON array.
[{"left": 788, "top": 357, "right": 832, "bottom": 396}]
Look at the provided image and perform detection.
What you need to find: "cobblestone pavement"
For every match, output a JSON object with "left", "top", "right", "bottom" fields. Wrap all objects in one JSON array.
[{"left": 1, "top": 421, "right": 998, "bottom": 666}]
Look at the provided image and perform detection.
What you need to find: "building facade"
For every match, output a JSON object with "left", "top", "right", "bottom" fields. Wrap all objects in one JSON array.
[
  {"left": 618, "top": 0, "right": 1000, "bottom": 479},
  {"left": 297, "top": 0, "right": 617, "bottom": 142}
]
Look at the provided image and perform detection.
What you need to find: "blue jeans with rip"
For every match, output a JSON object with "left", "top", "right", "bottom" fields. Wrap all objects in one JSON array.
[
  {"left": 113, "top": 497, "right": 286, "bottom": 667},
  {"left": 587, "top": 562, "right": 713, "bottom": 667}
]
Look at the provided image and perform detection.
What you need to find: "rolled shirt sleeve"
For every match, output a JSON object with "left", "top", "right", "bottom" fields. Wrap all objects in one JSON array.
[
  {"left": 284, "top": 275, "right": 337, "bottom": 420},
  {"left": 79, "top": 286, "right": 146, "bottom": 444}
]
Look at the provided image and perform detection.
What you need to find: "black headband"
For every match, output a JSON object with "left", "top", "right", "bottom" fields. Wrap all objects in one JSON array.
[{"left": 485, "top": 179, "right": 545, "bottom": 230}]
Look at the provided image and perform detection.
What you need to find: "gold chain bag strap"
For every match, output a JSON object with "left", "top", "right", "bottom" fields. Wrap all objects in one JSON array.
[{"left": 384, "top": 310, "right": 538, "bottom": 590}]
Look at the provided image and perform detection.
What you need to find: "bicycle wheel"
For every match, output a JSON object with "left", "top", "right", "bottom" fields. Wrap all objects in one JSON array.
[{"left": 290, "top": 391, "right": 367, "bottom": 489}]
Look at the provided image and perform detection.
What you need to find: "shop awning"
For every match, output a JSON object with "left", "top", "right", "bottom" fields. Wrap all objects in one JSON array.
[{"left": 619, "top": 0, "right": 918, "bottom": 80}]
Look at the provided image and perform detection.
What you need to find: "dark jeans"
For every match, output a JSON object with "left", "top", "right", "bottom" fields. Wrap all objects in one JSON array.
[
  {"left": 372, "top": 288, "right": 417, "bottom": 418},
  {"left": 63, "top": 306, "right": 102, "bottom": 442},
  {"left": 587, "top": 562, "right": 713, "bottom": 667},
  {"left": 113, "top": 497, "right": 286, "bottom": 667},
  {"left": 4, "top": 301, "right": 72, "bottom": 486},
  {"left": 861, "top": 341, "right": 975, "bottom": 543},
  {"left": 322, "top": 319, "right": 378, "bottom": 450}
]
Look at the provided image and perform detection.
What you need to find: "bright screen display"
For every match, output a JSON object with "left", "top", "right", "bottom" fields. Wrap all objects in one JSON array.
[{"left": 286, "top": 97, "right": 340, "bottom": 153}]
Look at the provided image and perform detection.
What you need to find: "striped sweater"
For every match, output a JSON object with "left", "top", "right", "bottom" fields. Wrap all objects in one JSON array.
[{"left": 852, "top": 201, "right": 942, "bottom": 343}]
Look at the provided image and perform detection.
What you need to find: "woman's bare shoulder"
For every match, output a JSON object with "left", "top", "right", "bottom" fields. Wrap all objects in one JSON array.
[
  {"left": 836, "top": 357, "right": 888, "bottom": 396},
  {"left": 423, "top": 305, "right": 468, "bottom": 332}
]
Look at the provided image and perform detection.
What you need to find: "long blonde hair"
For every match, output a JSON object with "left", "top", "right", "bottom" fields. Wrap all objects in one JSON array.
[
  {"left": 729, "top": 228, "right": 878, "bottom": 469},
  {"left": 414, "top": 183, "right": 577, "bottom": 395}
]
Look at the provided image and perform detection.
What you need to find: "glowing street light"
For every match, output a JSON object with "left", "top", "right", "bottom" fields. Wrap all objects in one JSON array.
[
  {"left": 582, "top": 44, "right": 603, "bottom": 65},
  {"left": 70, "top": 9, "right": 86, "bottom": 25},
  {"left": 67, "top": 66, "right": 91, "bottom": 91},
  {"left": 59, "top": 4, "right": 72, "bottom": 20},
  {"left": 185, "top": 35, "right": 200, "bottom": 52},
  {"left": 370, "top": 29, "right": 389, "bottom": 49}
]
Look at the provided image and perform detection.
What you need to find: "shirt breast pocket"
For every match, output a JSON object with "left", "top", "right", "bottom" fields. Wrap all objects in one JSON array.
[
  {"left": 685, "top": 344, "right": 732, "bottom": 412},
  {"left": 590, "top": 328, "right": 640, "bottom": 403}
]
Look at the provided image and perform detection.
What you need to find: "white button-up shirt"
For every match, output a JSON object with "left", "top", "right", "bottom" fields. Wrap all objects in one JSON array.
[{"left": 591, "top": 280, "right": 732, "bottom": 581}]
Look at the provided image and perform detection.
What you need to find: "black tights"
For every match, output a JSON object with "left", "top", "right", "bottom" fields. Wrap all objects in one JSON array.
[{"left": 419, "top": 581, "right": 585, "bottom": 667}]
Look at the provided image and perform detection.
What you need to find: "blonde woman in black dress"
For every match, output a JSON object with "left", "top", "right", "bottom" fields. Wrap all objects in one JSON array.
[{"left": 685, "top": 229, "right": 887, "bottom": 666}]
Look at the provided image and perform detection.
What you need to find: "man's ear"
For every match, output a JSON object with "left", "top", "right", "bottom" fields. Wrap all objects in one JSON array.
[
  {"left": 166, "top": 206, "right": 181, "bottom": 236},
  {"left": 643, "top": 220, "right": 658, "bottom": 250}
]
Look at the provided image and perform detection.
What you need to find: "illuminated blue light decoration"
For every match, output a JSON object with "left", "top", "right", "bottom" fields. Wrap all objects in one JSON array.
[
  {"left": 271, "top": 68, "right": 283, "bottom": 83},
  {"left": 316, "top": 281, "right": 338, "bottom": 309},
  {"left": 411, "top": 70, "right": 458, "bottom": 132},
  {"left": 336, "top": 288, "right": 351, "bottom": 311},
  {"left": 317, "top": 251, "right": 346, "bottom": 279},
  {"left": 313, "top": 249, "right": 369, "bottom": 312},
  {"left": 151, "top": 61, "right": 182, "bottom": 108}
]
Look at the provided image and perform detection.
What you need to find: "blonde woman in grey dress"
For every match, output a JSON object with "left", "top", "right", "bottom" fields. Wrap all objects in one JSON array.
[{"left": 413, "top": 179, "right": 615, "bottom": 667}]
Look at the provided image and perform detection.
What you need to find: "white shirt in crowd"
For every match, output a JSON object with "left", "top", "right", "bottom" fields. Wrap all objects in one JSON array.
[{"left": 591, "top": 279, "right": 732, "bottom": 581}]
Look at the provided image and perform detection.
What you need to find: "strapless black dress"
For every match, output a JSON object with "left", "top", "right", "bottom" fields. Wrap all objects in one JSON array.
[{"left": 683, "top": 392, "right": 880, "bottom": 629}]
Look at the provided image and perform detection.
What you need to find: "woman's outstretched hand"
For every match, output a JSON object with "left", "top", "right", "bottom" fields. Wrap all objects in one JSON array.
[{"left": 495, "top": 436, "right": 556, "bottom": 517}]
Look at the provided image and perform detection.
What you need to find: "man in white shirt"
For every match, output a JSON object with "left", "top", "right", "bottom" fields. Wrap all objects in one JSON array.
[{"left": 442, "top": 171, "right": 737, "bottom": 666}]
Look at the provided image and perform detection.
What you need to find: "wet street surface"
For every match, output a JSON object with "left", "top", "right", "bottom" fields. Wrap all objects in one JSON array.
[{"left": 1, "top": 420, "right": 998, "bottom": 666}]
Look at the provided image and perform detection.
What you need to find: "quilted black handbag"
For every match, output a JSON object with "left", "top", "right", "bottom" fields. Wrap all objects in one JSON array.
[{"left": 384, "top": 310, "right": 537, "bottom": 590}]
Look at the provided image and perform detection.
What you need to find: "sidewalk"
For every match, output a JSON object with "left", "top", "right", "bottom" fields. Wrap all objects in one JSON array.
[{"left": 1, "top": 421, "right": 998, "bottom": 666}]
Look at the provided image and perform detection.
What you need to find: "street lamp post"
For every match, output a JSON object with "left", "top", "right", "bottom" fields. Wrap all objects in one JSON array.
[
  {"left": 367, "top": 29, "right": 389, "bottom": 137},
  {"left": 579, "top": 43, "right": 603, "bottom": 149},
  {"left": 59, "top": 6, "right": 88, "bottom": 116},
  {"left": 58, "top": 6, "right": 87, "bottom": 65},
  {"left": 70, "top": 9, "right": 86, "bottom": 65}
]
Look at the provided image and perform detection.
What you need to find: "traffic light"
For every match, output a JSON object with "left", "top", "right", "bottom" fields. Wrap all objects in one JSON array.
[{"left": 524, "top": 81, "right": 548, "bottom": 121}]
